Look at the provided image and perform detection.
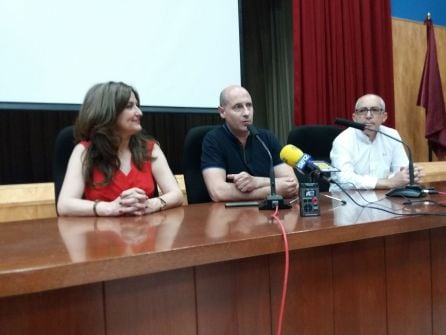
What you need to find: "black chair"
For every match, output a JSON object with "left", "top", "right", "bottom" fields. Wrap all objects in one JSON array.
[
  {"left": 287, "top": 125, "right": 342, "bottom": 191},
  {"left": 53, "top": 125, "right": 76, "bottom": 203},
  {"left": 182, "top": 125, "right": 217, "bottom": 204}
]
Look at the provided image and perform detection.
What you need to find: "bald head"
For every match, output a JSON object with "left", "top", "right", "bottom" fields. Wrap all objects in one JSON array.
[
  {"left": 217, "top": 85, "right": 253, "bottom": 137},
  {"left": 219, "top": 85, "right": 250, "bottom": 107}
]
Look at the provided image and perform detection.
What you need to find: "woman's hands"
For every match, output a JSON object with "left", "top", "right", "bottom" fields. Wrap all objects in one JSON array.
[
  {"left": 96, "top": 187, "right": 163, "bottom": 216},
  {"left": 118, "top": 187, "right": 149, "bottom": 215}
]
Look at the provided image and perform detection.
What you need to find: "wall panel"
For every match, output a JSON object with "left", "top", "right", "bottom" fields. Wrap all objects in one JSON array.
[{"left": 392, "top": 18, "right": 446, "bottom": 161}]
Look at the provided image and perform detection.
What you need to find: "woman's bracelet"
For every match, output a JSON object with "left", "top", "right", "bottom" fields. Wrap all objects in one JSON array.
[
  {"left": 93, "top": 199, "right": 101, "bottom": 216},
  {"left": 158, "top": 197, "right": 167, "bottom": 211}
]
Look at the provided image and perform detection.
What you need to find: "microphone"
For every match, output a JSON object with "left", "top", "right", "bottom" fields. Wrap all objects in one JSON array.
[
  {"left": 334, "top": 118, "right": 423, "bottom": 198},
  {"left": 334, "top": 118, "right": 366, "bottom": 131},
  {"left": 248, "top": 124, "right": 291, "bottom": 210},
  {"left": 279, "top": 144, "right": 339, "bottom": 181}
]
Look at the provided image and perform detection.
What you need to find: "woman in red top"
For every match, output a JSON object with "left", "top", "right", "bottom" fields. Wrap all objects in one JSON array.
[{"left": 57, "top": 82, "right": 183, "bottom": 216}]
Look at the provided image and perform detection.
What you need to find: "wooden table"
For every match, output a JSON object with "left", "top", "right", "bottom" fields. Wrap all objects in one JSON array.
[{"left": 2, "top": 185, "right": 446, "bottom": 334}]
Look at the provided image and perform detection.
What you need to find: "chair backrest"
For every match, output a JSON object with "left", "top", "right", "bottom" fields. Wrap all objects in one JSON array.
[
  {"left": 287, "top": 125, "right": 342, "bottom": 191},
  {"left": 182, "top": 125, "right": 217, "bottom": 204},
  {"left": 53, "top": 125, "right": 75, "bottom": 202}
]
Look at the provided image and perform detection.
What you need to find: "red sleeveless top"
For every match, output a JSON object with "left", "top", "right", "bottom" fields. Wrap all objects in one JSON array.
[{"left": 82, "top": 140, "right": 156, "bottom": 201}]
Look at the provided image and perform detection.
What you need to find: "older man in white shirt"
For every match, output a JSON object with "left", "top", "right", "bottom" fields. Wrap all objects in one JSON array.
[{"left": 330, "top": 94, "right": 422, "bottom": 191}]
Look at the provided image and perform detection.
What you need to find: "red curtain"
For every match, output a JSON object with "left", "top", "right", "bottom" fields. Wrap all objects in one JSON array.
[{"left": 292, "top": 0, "right": 395, "bottom": 126}]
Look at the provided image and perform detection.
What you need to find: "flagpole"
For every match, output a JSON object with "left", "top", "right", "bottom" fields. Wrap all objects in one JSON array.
[{"left": 426, "top": 12, "right": 432, "bottom": 162}]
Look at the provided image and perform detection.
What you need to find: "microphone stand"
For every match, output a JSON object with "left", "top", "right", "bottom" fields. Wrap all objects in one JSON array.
[
  {"left": 258, "top": 163, "right": 292, "bottom": 210},
  {"left": 379, "top": 132, "right": 423, "bottom": 198},
  {"left": 248, "top": 125, "right": 291, "bottom": 210}
]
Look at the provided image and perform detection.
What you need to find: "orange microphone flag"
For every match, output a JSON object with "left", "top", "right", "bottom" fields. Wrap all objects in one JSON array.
[{"left": 417, "top": 16, "right": 446, "bottom": 159}]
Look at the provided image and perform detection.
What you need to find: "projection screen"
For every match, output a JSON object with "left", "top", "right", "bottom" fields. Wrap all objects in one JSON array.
[{"left": 0, "top": 0, "right": 241, "bottom": 109}]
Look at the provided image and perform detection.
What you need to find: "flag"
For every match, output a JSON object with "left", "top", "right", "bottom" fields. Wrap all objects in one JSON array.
[{"left": 417, "top": 16, "right": 446, "bottom": 159}]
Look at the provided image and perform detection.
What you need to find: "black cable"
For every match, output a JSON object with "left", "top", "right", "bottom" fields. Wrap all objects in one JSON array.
[
  {"left": 331, "top": 180, "right": 446, "bottom": 217},
  {"left": 335, "top": 181, "right": 381, "bottom": 204},
  {"left": 402, "top": 199, "right": 446, "bottom": 207}
]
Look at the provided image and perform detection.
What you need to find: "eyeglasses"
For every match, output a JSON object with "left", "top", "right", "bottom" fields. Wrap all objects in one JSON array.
[{"left": 355, "top": 107, "right": 383, "bottom": 116}]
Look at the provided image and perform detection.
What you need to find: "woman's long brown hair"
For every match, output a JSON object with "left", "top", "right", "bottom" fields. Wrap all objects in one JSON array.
[{"left": 74, "top": 81, "right": 152, "bottom": 187}]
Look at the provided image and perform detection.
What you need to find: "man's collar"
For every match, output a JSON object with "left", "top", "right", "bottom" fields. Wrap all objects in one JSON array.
[{"left": 223, "top": 123, "right": 252, "bottom": 145}]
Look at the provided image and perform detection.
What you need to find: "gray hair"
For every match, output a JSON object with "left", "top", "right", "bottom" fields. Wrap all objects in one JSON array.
[{"left": 355, "top": 94, "right": 386, "bottom": 111}]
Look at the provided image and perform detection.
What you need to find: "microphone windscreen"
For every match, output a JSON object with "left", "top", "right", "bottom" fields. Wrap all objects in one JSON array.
[
  {"left": 247, "top": 124, "right": 259, "bottom": 136},
  {"left": 334, "top": 118, "right": 366, "bottom": 130},
  {"left": 280, "top": 144, "right": 304, "bottom": 166}
]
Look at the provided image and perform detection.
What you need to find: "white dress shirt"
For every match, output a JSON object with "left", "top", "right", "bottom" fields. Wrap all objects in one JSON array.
[{"left": 329, "top": 125, "right": 409, "bottom": 191}]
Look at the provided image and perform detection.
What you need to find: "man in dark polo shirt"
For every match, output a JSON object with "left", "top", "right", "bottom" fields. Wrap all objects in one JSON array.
[{"left": 201, "top": 85, "right": 299, "bottom": 202}]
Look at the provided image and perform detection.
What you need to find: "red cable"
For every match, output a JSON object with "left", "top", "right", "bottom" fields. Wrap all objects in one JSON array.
[{"left": 271, "top": 205, "right": 290, "bottom": 335}]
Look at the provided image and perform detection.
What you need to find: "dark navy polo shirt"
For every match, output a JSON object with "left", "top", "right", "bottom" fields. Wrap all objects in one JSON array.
[{"left": 201, "top": 124, "right": 283, "bottom": 176}]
